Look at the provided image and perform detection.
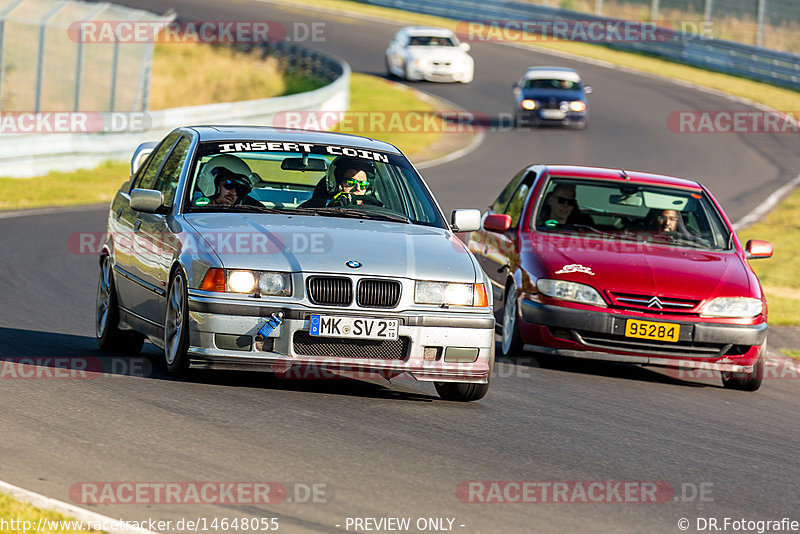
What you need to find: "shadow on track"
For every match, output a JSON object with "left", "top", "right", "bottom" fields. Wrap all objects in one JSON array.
[
  {"left": 495, "top": 342, "right": 724, "bottom": 390},
  {"left": 0, "top": 327, "right": 438, "bottom": 401}
]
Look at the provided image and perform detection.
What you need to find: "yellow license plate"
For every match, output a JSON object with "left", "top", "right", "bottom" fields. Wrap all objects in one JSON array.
[{"left": 624, "top": 319, "right": 680, "bottom": 342}]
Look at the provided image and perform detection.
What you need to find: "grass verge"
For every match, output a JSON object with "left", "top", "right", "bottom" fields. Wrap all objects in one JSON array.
[
  {"left": 737, "top": 189, "right": 800, "bottom": 325},
  {"left": 0, "top": 492, "right": 99, "bottom": 533},
  {"left": 781, "top": 349, "right": 800, "bottom": 360},
  {"left": 150, "top": 42, "right": 323, "bottom": 109},
  {"left": 338, "top": 73, "right": 454, "bottom": 159}
]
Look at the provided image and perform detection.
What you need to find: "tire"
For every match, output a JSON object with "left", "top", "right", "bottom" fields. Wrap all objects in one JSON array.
[
  {"left": 721, "top": 343, "right": 765, "bottom": 391},
  {"left": 96, "top": 256, "right": 144, "bottom": 354},
  {"left": 164, "top": 269, "right": 190, "bottom": 377},
  {"left": 385, "top": 56, "right": 397, "bottom": 79},
  {"left": 500, "top": 283, "right": 523, "bottom": 358},
  {"left": 434, "top": 344, "right": 494, "bottom": 402}
]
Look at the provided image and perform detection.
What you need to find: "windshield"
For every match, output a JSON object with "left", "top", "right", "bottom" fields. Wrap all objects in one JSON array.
[
  {"left": 185, "top": 141, "right": 446, "bottom": 228},
  {"left": 524, "top": 78, "right": 581, "bottom": 90},
  {"left": 534, "top": 178, "right": 732, "bottom": 250},
  {"left": 408, "top": 35, "right": 455, "bottom": 46}
]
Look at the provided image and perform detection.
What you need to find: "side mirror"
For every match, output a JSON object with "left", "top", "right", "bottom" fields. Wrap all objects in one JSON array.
[
  {"left": 130, "top": 188, "right": 164, "bottom": 213},
  {"left": 584, "top": 85, "right": 593, "bottom": 94},
  {"left": 451, "top": 209, "right": 481, "bottom": 233},
  {"left": 131, "top": 142, "right": 158, "bottom": 178},
  {"left": 459, "top": 42, "right": 471, "bottom": 52},
  {"left": 483, "top": 213, "right": 512, "bottom": 233},
  {"left": 745, "top": 239, "right": 773, "bottom": 260},
  {"left": 512, "top": 81, "right": 519, "bottom": 89}
]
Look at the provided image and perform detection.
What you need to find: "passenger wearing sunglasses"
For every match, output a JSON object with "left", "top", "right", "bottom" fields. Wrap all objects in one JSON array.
[
  {"left": 210, "top": 167, "right": 253, "bottom": 207},
  {"left": 328, "top": 164, "right": 382, "bottom": 207}
]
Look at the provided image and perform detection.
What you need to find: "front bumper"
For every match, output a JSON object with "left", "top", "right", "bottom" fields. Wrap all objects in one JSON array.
[
  {"left": 516, "top": 109, "right": 586, "bottom": 126},
  {"left": 187, "top": 294, "right": 495, "bottom": 383},
  {"left": 407, "top": 66, "right": 469, "bottom": 82},
  {"left": 520, "top": 299, "right": 767, "bottom": 373}
]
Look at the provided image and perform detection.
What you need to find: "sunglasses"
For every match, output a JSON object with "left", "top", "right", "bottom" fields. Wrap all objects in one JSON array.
[
  {"left": 220, "top": 179, "right": 250, "bottom": 195},
  {"left": 554, "top": 195, "right": 577, "bottom": 207},
  {"left": 345, "top": 179, "right": 369, "bottom": 189}
]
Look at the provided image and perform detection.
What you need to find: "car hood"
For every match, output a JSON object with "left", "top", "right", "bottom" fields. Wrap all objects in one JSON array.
[
  {"left": 520, "top": 89, "right": 584, "bottom": 101},
  {"left": 408, "top": 47, "right": 468, "bottom": 62},
  {"left": 184, "top": 213, "right": 476, "bottom": 281},
  {"left": 533, "top": 235, "right": 751, "bottom": 299}
]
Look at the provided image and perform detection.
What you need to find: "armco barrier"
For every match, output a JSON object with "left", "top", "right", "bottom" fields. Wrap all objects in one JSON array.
[
  {"left": 358, "top": 0, "right": 800, "bottom": 90},
  {"left": 0, "top": 43, "right": 350, "bottom": 178}
]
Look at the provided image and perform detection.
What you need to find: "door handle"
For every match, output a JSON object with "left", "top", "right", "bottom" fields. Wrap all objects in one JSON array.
[{"left": 134, "top": 219, "right": 142, "bottom": 232}]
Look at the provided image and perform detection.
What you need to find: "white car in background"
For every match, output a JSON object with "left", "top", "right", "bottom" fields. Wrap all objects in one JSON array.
[{"left": 385, "top": 27, "right": 474, "bottom": 83}]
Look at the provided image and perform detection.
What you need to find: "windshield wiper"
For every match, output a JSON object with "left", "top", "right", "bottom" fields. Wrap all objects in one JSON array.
[
  {"left": 304, "top": 207, "right": 411, "bottom": 223},
  {"left": 666, "top": 236, "right": 712, "bottom": 249},
  {"left": 190, "top": 204, "right": 288, "bottom": 214}
]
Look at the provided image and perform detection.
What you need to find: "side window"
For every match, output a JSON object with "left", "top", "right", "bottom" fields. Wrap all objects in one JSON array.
[
  {"left": 130, "top": 132, "right": 180, "bottom": 192},
  {"left": 505, "top": 182, "right": 531, "bottom": 227},
  {"left": 153, "top": 137, "right": 191, "bottom": 207},
  {"left": 491, "top": 169, "right": 527, "bottom": 213}
]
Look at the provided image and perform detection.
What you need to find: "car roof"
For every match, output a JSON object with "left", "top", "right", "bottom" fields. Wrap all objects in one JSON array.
[
  {"left": 185, "top": 126, "right": 403, "bottom": 155},
  {"left": 543, "top": 165, "right": 704, "bottom": 190},
  {"left": 522, "top": 67, "right": 581, "bottom": 82},
  {"left": 402, "top": 26, "right": 456, "bottom": 37}
]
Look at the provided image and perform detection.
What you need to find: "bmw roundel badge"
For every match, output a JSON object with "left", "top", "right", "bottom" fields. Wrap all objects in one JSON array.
[{"left": 346, "top": 260, "right": 362, "bottom": 269}]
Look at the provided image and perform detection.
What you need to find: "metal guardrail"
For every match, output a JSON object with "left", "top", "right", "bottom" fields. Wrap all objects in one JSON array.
[
  {"left": 359, "top": 0, "right": 800, "bottom": 90},
  {"left": 0, "top": 0, "right": 174, "bottom": 112},
  {"left": 0, "top": 42, "right": 351, "bottom": 178}
]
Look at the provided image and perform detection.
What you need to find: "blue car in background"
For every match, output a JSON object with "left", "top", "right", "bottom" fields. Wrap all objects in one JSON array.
[{"left": 513, "top": 66, "right": 592, "bottom": 129}]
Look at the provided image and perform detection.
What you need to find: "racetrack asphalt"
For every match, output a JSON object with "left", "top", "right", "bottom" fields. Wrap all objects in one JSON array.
[{"left": 1, "top": 1, "right": 799, "bottom": 533}]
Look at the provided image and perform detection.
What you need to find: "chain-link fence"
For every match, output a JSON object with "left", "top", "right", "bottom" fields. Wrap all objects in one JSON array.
[
  {"left": 524, "top": 0, "right": 800, "bottom": 52},
  {"left": 0, "top": 0, "right": 173, "bottom": 112}
]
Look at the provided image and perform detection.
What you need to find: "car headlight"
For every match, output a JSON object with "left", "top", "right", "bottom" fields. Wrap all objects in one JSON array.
[
  {"left": 569, "top": 101, "right": 587, "bottom": 112},
  {"left": 200, "top": 268, "right": 292, "bottom": 297},
  {"left": 537, "top": 279, "right": 607, "bottom": 307},
  {"left": 415, "top": 281, "right": 488, "bottom": 307},
  {"left": 700, "top": 297, "right": 762, "bottom": 318},
  {"left": 412, "top": 57, "right": 427, "bottom": 68},
  {"left": 521, "top": 99, "right": 536, "bottom": 110},
  {"left": 258, "top": 272, "right": 292, "bottom": 296},
  {"left": 228, "top": 270, "right": 256, "bottom": 293}
]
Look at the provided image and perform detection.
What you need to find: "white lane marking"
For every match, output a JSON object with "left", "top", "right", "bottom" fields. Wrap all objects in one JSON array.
[
  {"left": 734, "top": 172, "right": 800, "bottom": 230},
  {"left": 0, "top": 203, "right": 108, "bottom": 220},
  {"left": 0, "top": 479, "right": 158, "bottom": 534}
]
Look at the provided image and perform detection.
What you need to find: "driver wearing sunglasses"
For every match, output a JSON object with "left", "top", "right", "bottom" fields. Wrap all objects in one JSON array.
[
  {"left": 541, "top": 183, "right": 591, "bottom": 226},
  {"left": 210, "top": 167, "right": 253, "bottom": 206},
  {"left": 329, "top": 163, "right": 381, "bottom": 207}
]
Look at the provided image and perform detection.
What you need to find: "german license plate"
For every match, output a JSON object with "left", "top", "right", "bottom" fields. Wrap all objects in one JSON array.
[
  {"left": 624, "top": 319, "right": 679, "bottom": 342},
  {"left": 541, "top": 109, "right": 566, "bottom": 120},
  {"left": 309, "top": 315, "right": 399, "bottom": 341}
]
